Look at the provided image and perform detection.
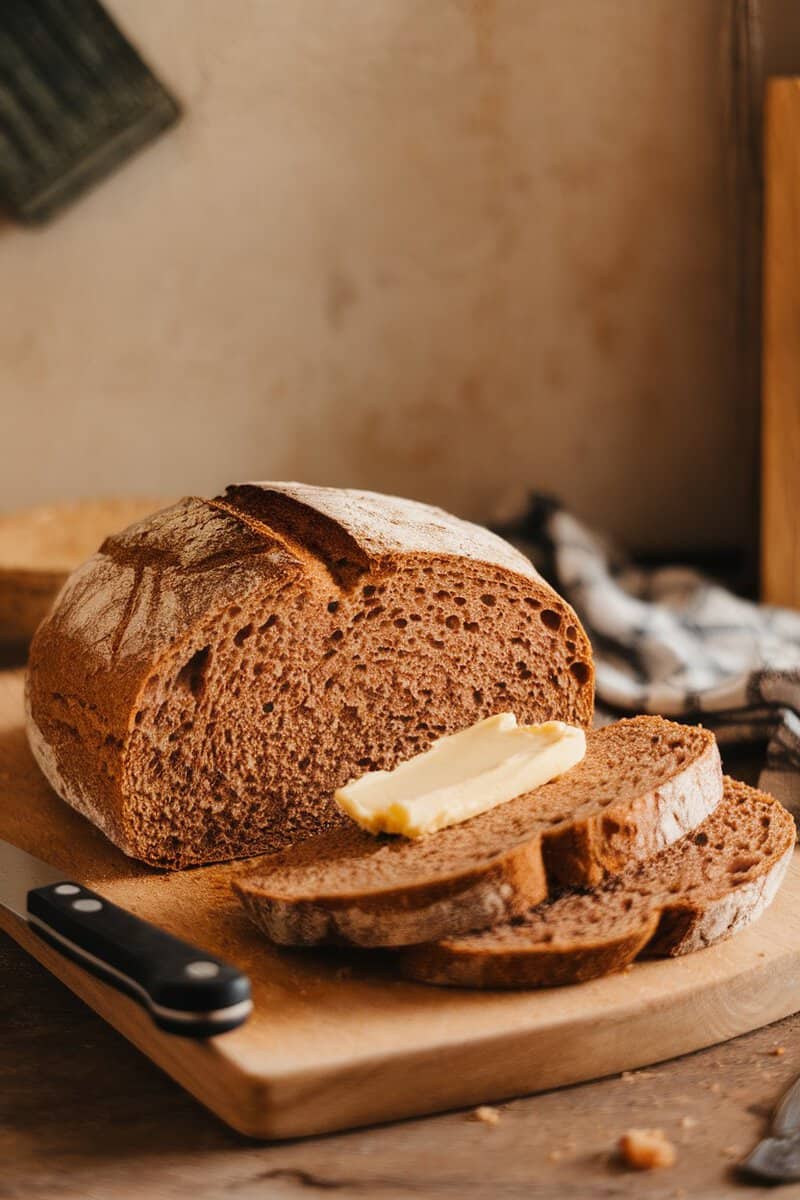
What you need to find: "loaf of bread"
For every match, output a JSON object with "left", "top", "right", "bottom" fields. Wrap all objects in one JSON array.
[
  {"left": 25, "top": 483, "right": 594, "bottom": 868},
  {"left": 235, "top": 717, "right": 723, "bottom": 947},
  {"left": 399, "top": 778, "right": 795, "bottom": 988}
]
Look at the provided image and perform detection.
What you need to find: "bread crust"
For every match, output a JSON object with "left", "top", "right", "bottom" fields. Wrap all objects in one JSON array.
[
  {"left": 224, "top": 482, "right": 543, "bottom": 576},
  {"left": 234, "top": 718, "right": 723, "bottom": 947},
  {"left": 236, "top": 848, "right": 547, "bottom": 949},
  {"left": 26, "top": 496, "right": 299, "bottom": 855},
  {"left": 398, "top": 780, "right": 795, "bottom": 988},
  {"left": 543, "top": 727, "right": 724, "bottom": 888},
  {"left": 399, "top": 918, "right": 662, "bottom": 989},
  {"left": 25, "top": 484, "right": 594, "bottom": 867}
]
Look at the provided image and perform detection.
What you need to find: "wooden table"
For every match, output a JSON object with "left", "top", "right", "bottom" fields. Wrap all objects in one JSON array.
[{"left": 3, "top": 928, "right": 800, "bottom": 1200}]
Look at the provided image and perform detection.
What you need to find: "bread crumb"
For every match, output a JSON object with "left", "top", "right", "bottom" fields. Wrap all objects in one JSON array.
[
  {"left": 771, "top": 1046, "right": 786, "bottom": 1057},
  {"left": 547, "top": 1141, "right": 576, "bottom": 1161},
  {"left": 680, "top": 1115, "right": 698, "bottom": 1130},
  {"left": 472, "top": 1105, "right": 500, "bottom": 1126},
  {"left": 722, "top": 1145, "right": 742, "bottom": 1159},
  {"left": 708, "top": 1082, "right": 722, "bottom": 1094},
  {"left": 618, "top": 1129, "right": 676, "bottom": 1171}
]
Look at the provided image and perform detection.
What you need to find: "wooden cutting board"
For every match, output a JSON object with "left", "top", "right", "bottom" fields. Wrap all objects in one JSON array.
[{"left": 2, "top": 669, "right": 800, "bottom": 1140}]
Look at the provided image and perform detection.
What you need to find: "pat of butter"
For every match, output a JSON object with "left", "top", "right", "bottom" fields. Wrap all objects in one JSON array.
[{"left": 334, "top": 713, "right": 586, "bottom": 838}]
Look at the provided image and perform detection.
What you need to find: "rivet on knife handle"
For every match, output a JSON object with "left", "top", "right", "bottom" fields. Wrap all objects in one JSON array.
[{"left": 26, "top": 882, "right": 252, "bottom": 1037}]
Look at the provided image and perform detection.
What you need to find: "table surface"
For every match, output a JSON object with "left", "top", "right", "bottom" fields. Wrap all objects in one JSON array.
[
  {"left": 4, "top": 932, "right": 800, "bottom": 1200},
  {"left": 2, "top": 672, "right": 797, "bottom": 1200}
]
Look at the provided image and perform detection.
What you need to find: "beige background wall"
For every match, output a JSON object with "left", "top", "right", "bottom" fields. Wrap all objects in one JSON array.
[{"left": 0, "top": 1, "right": 762, "bottom": 550}]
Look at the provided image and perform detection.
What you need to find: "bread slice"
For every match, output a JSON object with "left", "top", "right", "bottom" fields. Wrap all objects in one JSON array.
[
  {"left": 0, "top": 497, "right": 171, "bottom": 647},
  {"left": 25, "top": 483, "right": 594, "bottom": 868},
  {"left": 399, "top": 778, "right": 795, "bottom": 988},
  {"left": 234, "top": 716, "right": 723, "bottom": 947}
]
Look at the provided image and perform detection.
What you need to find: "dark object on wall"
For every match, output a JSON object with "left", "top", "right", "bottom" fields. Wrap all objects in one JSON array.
[{"left": 0, "top": 0, "right": 179, "bottom": 223}]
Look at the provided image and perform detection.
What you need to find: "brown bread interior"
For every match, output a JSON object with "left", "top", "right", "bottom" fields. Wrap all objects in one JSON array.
[
  {"left": 235, "top": 717, "right": 722, "bottom": 947},
  {"left": 399, "top": 778, "right": 795, "bottom": 988}
]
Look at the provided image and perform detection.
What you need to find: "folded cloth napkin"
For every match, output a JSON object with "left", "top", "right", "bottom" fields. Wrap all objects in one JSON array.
[{"left": 494, "top": 496, "right": 800, "bottom": 818}]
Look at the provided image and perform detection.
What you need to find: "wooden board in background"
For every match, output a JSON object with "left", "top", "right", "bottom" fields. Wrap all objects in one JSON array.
[
  {"left": 762, "top": 78, "right": 800, "bottom": 607},
  {"left": 2, "top": 668, "right": 800, "bottom": 1140},
  {"left": 0, "top": 497, "right": 173, "bottom": 646}
]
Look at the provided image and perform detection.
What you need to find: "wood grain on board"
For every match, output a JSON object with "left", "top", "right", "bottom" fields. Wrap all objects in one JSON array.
[{"left": 1, "top": 668, "right": 799, "bottom": 1139}]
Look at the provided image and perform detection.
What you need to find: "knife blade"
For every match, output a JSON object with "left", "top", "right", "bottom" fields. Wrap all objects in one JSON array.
[
  {"left": 0, "top": 839, "right": 252, "bottom": 1037},
  {"left": 742, "top": 1072, "right": 800, "bottom": 1182}
]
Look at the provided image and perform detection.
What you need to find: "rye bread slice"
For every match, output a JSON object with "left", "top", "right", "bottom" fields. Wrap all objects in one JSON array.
[
  {"left": 234, "top": 716, "right": 723, "bottom": 948},
  {"left": 399, "top": 778, "right": 795, "bottom": 988}
]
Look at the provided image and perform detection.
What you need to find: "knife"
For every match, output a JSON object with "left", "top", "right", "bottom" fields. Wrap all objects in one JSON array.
[
  {"left": 0, "top": 839, "right": 252, "bottom": 1037},
  {"left": 742, "top": 1070, "right": 800, "bottom": 1183}
]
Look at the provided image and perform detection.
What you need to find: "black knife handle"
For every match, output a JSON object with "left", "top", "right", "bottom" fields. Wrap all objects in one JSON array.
[{"left": 27, "top": 881, "right": 252, "bottom": 1037}]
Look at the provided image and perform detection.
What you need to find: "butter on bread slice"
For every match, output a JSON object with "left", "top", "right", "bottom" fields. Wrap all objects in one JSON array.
[
  {"left": 334, "top": 714, "right": 586, "bottom": 837},
  {"left": 234, "top": 716, "right": 723, "bottom": 948}
]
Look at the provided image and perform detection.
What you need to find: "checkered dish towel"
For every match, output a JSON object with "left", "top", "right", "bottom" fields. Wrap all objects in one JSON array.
[{"left": 496, "top": 497, "right": 800, "bottom": 818}]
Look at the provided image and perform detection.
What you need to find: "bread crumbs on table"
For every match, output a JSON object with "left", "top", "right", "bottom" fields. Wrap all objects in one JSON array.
[
  {"left": 771, "top": 1046, "right": 786, "bottom": 1056},
  {"left": 680, "top": 1115, "right": 698, "bottom": 1130},
  {"left": 617, "top": 1129, "right": 676, "bottom": 1170},
  {"left": 471, "top": 1105, "right": 500, "bottom": 1126}
]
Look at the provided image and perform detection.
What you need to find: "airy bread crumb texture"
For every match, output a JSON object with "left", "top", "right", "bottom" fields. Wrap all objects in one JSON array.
[
  {"left": 235, "top": 716, "right": 722, "bottom": 947},
  {"left": 125, "top": 561, "right": 588, "bottom": 866},
  {"left": 399, "top": 779, "right": 795, "bottom": 988}
]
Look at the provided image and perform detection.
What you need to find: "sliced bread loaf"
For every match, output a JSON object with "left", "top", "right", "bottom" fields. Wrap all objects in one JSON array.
[
  {"left": 399, "top": 778, "right": 795, "bottom": 988},
  {"left": 25, "top": 483, "right": 594, "bottom": 868},
  {"left": 234, "top": 716, "right": 723, "bottom": 947}
]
